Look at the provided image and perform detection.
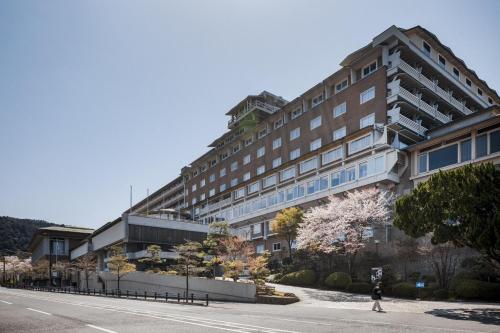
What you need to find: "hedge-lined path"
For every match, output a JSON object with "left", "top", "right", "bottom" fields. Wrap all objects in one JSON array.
[{"left": 268, "top": 283, "right": 500, "bottom": 316}]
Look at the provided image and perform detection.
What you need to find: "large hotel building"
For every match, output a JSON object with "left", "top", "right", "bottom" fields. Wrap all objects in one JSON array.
[{"left": 68, "top": 25, "right": 499, "bottom": 266}]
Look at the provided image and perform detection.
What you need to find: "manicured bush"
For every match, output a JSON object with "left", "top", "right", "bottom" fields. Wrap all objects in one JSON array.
[
  {"left": 454, "top": 279, "right": 500, "bottom": 301},
  {"left": 324, "top": 272, "right": 352, "bottom": 290},
  {"left": 279, "top": 270, "right": 316, "bottom": 286},
  {"left": 408, "top": 272, "right": 421, "bottom": 282},
  {"left": 391, "top": 282, "right": 417, "bottom": 299},
  {"left": 346, "top": 282, "right": 372, "bottom": 294},
  {"left": 433, "top": 289, "right": 449, "bottom": 300}
]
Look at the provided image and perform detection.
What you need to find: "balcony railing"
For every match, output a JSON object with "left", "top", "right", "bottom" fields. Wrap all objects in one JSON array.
[
  {"left": 228, "top": 100, "right": 281, "bottom": 127},
  {"left": 388, "top": 108, "right": 427, "bottom": 136},
  {"left": 388, "top": 80, "right": 451, "bottom": 124},
  {"left": 389, "top": 55, "right": 473, "bottom": 116}
]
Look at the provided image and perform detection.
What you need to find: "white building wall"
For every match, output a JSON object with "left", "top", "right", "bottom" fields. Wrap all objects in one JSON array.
[
  {"left": 71, "top": 241, "right": 89, "bottom": 260},
  {"left": 92, "top": 221, "right": 126, "bottom": 251}
]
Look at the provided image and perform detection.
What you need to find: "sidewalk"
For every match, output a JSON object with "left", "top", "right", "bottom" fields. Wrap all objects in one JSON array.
[{"left": 268, "top": 283, "right": 500, "bottom": 315}]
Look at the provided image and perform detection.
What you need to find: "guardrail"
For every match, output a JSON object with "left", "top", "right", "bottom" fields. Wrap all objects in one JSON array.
[{"left": 10, "top": 285, "right": 209, "bottom": 306}]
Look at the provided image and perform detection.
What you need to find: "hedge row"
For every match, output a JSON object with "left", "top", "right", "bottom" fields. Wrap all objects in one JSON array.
[{"left": 279, "top": 270, "right": 316, "bottom": 286}]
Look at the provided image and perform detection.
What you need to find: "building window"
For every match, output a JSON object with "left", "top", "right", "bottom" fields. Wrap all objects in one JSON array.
[
  {"left": 50, "top": 239, "right": 65, "bottom": 255},
  {"left": 349, "top": 134, "right": 372, "bottom": 154},
  {"left": 258, "top": 128, "right": 267, "bottom": 139},
  {"left": 191, "top": 198, "right": 197, "bottom": 205},
  {"left": 477, "top": 88, "right": 483, "bottom": 96},
  {"left": 263, "top": 175, "right": 277, "bottom": 188},
  {"left": 335, "top": 78, "right": 348, "bottom": 93},
  {"left": 438, "top": 54, "right": 446, "bottom": 68},
  {"left": 418, "top": 154, "right": 427, "bottom": 173},
  {"left": 333, "top": 127, "right": 346, "bottom": 140},
  {"left": 231, "top": 161, "right": 238, "bottom": 171},
  {"left": 209, "top": 188, "right": 215, "bottom": 197},
  {"left": 299, "top": 157, "right": 318, "bottom": 174},
  {"left": 322, "top": 146, "right": 343, "bottom": 165},
  {"left": 210, "top": 159, "right": 217, "bottom": 167},
  {"left": 257, "top": 146, "right": 265, "bottom": 158},
  {"left": 360, "top": 113, "right": 375, "bottom": 129},
  {"left": 248, "top": 182, "right": 260, "bottom": 194},
  {"left": 476, "top": 134, "right": 487, "bottom": 158},
  {"left": 256, "top": 244, "right": 264, "bottom": 254},
  {"left": 192, "top": 170, "right": 199, "bottom": 177},
  {"left": 460, "top": 139, "right": 471, "bottom": 162},
  {"left": 191, "top": 184, "right": 197, "bottom": 192},
  {"left": 244, "top": 137, "right": 253, "bottom": 146},
  {"left": 291, "top": 107, "right": 302, "bottom": 119},
  {"left": 209, "top": 174, "right": 215, "bottom": 182},
  {"left": 281, "top": 167, "right": 296, "bottom": 181},
  {"left": 310, "top": 138, "right": 322, "bottom": 151},
  {"left": 272, "top": 137, "right": 282, "bottom": 150},
  {"left": 489, "top": 97, "right": 494, "bottom": 104},
  {"left": 219, "top": 184, "right": 227, "bottom": 192},
  {"left": 243, "top": 172, "right": 251, "bottom": 181},
  {"left": 290, "top": 127, "right": 300, "bottom": 140},
  {"left": 452, "top": 67, "right": 460, "bottom": 79},
  {"left": 360, "top": 87, "right": 375, "bottom": 104},
  {"left": 243, "top": 154, "right": 251, "bottom": 165},
  {"left": 200, "top": 179, "right": 206, "bottom": 187},
  {"left": 310, "top": 116, "right": 322, "bottom": 130},
  {"left": 220, "top": 168, "right": 226, "bottom": 177},
  {"left": 272, "top": 242, "right": 281, "bottom": 252},
  {"left": 272, "top": 157, "right": 282, "bottom": 168},
  {"left": 311, "top": 94, "right": 324, "bottom": 108},
  {"left": 232, "top": 145, "right": 241, "bottom": 153},
  {"left": 333, "top": 102, "right": 346, "bottom": 118},
  {"left": 290, "top": 148, "right": 301, "bottom": 160},
  {"left": 234, "top": 188, "right": 245, "bottom": 199},
  {"left": 231, "top": 178, "right": 238, "bottom": 187},
  {"left": 307, "top": 176, "right": 328, "bottom": 194},
  {"left": 466, "top": 78, "right": 472, "bottom": 87},
  {"left": 200, "top": 193, "right": 206, "bottom": 201},
  {"left": 220, "top": 152, "right": 228, "bottom": 160},
  {"left": 359, "top": 162, "right": 368, "bottom": 178},
  {"left": 423, "top": 41, "right": 431, "bottom": 55},
  {"left": 362, "top": 61, "right": 377, "bottom": 77},
  {"left": 274, "top": 118, "right": 284, "bottom": 129},
  {"left": 429, "top": 144, "right": 458, "bottom": 170},
  {"left": 257, "top": 165, "right": 265, "bottom": 175}
]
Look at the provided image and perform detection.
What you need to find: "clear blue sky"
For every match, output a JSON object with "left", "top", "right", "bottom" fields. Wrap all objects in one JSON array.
[{"left": 1, "top": 0, "right": 499, "bottom": 228}]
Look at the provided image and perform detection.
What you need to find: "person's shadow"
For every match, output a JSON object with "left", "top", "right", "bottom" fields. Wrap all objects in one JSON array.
[{"left": 425, "top": 308, "right": 500, "bottom": 325}]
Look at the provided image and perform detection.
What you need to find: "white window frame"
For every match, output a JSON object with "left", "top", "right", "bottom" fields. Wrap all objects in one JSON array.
[
  {"left": 335, "top": 78, "right": 348, "bottom": 93},
  {"left": 333, "top": 126, "right": 346, "bottom": 140},
  {"left": 272, "top": 242, "right": 281, "bottom": 252},
  {"left": 274, "top": 118, "right": 284, "bottom": 129},
  {"left": 231, "top": 178, "right": 238, "bottom": 187},
  {"left": 263, "top": 174, "right": 277, "bottom": 188},
  {"left": 360, "top": 87, "right": 375, "bottom": 104},
  {"left": 322, "top": 146, "right": 343, "bottom": 165},
  {"left": 361, "top": 61, "right": 377, "bottom": 78},
  {"left": 438, "top": 53, "right": 446, "bottom": 68},
  {"left": 311, "top": 94, "right": 324, "bottom": 108},
  {"left": 348, "top": 133, "right": 373, "bottom": 155},
  {"left": 257, "top": 146, "right": 265, "bottom": 158},
  {"left": 243, "top": 172, "right": 251, "bottom": 181},
  {"left": 280, "top": 167, "right": 296, "bottom": 182},
  {"left": 290, "top": 127, "right": 300, "bottom": 141},
  {"left": 360, "top": 113, "right": 375, "bottom": 129},
  {"left": 291, "top": 107, "right": 302, "bottom": 119},
  {"left": 191, "top": 184, "right": 197, "bottom": 192},
  {"left": 310, "top": 138, "right": 322, "bottom": 151},
  {"left": 234, "top": 188, "right": 245, "bottom": 199},
  {"left": 230, "top": 161, "right": 238, "bottom": 171},
  {"left": 272, "top": 157, "right": 282, "bottom": 168},
  {"left": 209, "top": 174, "right": 216, "bottom": 182},
  {"left": 290, "top": 148, "right": 301, "bottom": 160},
  {"left": 310, "top": 116, "right": 322, "bottom": 130},
  {"left": 256, "top": 165, "right": 265, "bottom": 175},
  {"left": 209, "top": 188, "right": 215, "bottom": 197},
  {"left": 299, "top": 157, "right": 318, "bottom": 174},
  {"left": 200, "top": 179, "right": 206, "bottom": 187},
  {"left": 219, "top": 183, "right": 226, "bottom": 192},
  {"left": 333, "top": 102, "right": 346, "bottom": 118},
  {"left": 243, "top": 154, "right": 251, "bottom": 165},
  {"left": 220, "top": 168, "right": 226, "bottom": 177},
  {"left": 272, "top": 137, "right": 282, "bottom": 150},
  {"left": 247, "top": 181, "right": 260, "bottom": 194}
]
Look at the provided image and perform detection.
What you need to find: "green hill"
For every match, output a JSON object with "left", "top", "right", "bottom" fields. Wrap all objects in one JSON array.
[{"left": 0, "top": 216, "right": 59, "bottom": 254}]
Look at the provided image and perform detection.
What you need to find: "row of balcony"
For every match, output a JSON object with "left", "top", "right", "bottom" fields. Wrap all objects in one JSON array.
[
  {"left": 228, "top": 100, "right": 281, "bottom": 127},
  {"left": 388, "top": 107, "right": 428, "bottom": 137},
  {"left": 388, "top": 53, "right": 473, "bottom": 116}
]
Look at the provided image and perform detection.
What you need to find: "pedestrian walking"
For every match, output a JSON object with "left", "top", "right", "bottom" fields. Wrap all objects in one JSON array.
[{"left": 371, "top": 282, "right": 383, "bottom": 312}]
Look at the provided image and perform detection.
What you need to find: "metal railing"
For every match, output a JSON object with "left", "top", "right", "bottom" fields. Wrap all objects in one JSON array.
[{"left": 14, "top": 285, "right": 209, "bottom": 306}]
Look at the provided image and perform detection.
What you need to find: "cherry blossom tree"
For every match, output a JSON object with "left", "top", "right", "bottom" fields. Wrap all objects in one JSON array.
[{"left": 297, "top": 188, "right": 393, "bottom": 275}]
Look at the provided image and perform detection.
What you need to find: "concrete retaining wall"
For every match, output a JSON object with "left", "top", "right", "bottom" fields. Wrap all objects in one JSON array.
[{"left": 78, "top": 271, "right": 256, "bottom": 302}]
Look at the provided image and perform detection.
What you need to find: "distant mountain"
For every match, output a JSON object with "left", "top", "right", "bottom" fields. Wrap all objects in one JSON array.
[{"left": 0, "top": 216, "right": 60, "bottom": 254}]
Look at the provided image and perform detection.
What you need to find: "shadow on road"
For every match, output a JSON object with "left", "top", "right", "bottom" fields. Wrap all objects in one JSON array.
[{"left": 425, "top": 308, "right": 500, "bottom": 325}]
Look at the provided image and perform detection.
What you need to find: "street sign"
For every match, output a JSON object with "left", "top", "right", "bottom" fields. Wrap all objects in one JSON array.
[
  {"left": 416, "top": 281, "right": 425, "bottom": 288},
  {"left": 371, "top": 267, "right": 383, "bottom": 282}
]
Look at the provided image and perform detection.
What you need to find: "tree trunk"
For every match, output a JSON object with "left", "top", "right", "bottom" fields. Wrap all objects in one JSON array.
[
  {"left": 117, "top": 266, "right": 120, "bottom": 291},
  {"left": 185, "top": 265, "right": 189, "bottom": 303},
  {"left": 287, "top": 236, "right": 293, "bottom": 262}
]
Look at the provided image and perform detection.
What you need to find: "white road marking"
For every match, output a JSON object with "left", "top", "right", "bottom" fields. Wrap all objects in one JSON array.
[
  {"left": 26, "top": 307, "right": 51, "bottom": 315},
  {"left": 0, "top": 300, "right": 13, "bottom": 304},
  {"left": 86, "top": 324, "right": 119, "bottom": 333}
]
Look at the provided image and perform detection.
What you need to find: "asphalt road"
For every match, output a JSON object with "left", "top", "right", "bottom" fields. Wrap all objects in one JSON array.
[{"left": 0, "top": 287, "right": 498, "bottom": 333}]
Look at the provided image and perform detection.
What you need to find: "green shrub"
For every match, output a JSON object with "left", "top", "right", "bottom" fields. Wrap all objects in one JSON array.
[
  {"left": 392, "top": 282, "right": 417, "bottom": 299},
  {"left": 324, "top": 272, "right": 352, "bottom": 290},
  {"left": 433, "top": 289, "right": 449, "bottom": 299},
  {"left": 346, "top": 282, "right": 372, "bottom": 294},
  {"left": 408, "top": 272, "right": 421, "bottom": 282},
  {"left": 454, "top": 279, "right": 500, "bottom": 301},
  {"left": 421, "top": 275, "right": 436, "bottom": 283},
  {"left": 279, "top": 270, "right": 316, "bottom": 286}
]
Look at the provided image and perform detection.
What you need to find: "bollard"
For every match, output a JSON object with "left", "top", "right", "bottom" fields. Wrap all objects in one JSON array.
[
  {"left": 118, "top": 290, "right": 121, "bottom": 298},
  {"left": 88, "top": 289, "right": 90, "bottom": 296},
  {"left": 94, "top": 289, "right": 96, "bottom": 296},
  {"left": 105, "top": 289, "right": 108, "bottom": 296},
  {"left": 191, "top": 293, "right": 194, "bottom": 303},
  {"left": 165, "top": 292, "right": 168, "bottom": 302},
  {"left": 135, "top": 291, "right": 137, "bottom": 299},
  {"left": 206, "top": 294, "right": 209, "bottom": 306},
  {"left": 144, "top": 291, "right": 147, "bottom": 300},
  {"left": 154, "top": 292, "right": 157, "bottom": 301},
  {"left": 177, "top": 293, "right": 180, "bottom": 303},
  {"left": 126, "top": 290, "right": 129, "bottom": 298}
]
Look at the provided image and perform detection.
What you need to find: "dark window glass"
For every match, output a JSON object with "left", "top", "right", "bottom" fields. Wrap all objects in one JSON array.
[
  {"left": 423, "top": 41, "right": 431, "bottom": 53},
  {"left": 476, "top": 135, "right": 487, "bottom": 158},
  {"left": 460, "top": 140, "right": 471, "bottom": 162},
  {"left": 489, "top": 97, "right": 493, "bottom": 104},
  {"left": 453, "top": 67, "right": 459, "bottom": 77},
  {"left": 466, "top": 78, "right": 472, "bottom": 86},
  {"left": 418, "top": 154, "right": 428, "bottom": 173},
  {"left": 438, "top": 55, "right": 446, "bottom": 66},
  {"left": 478, "top": 89, "right": 483, "bottom": 96},
  {"left": 429, "top": 144, "right": 458, "bottom": 170},
  {"left": 490, "top": 130, "right": 500, "bottom": 154}
]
